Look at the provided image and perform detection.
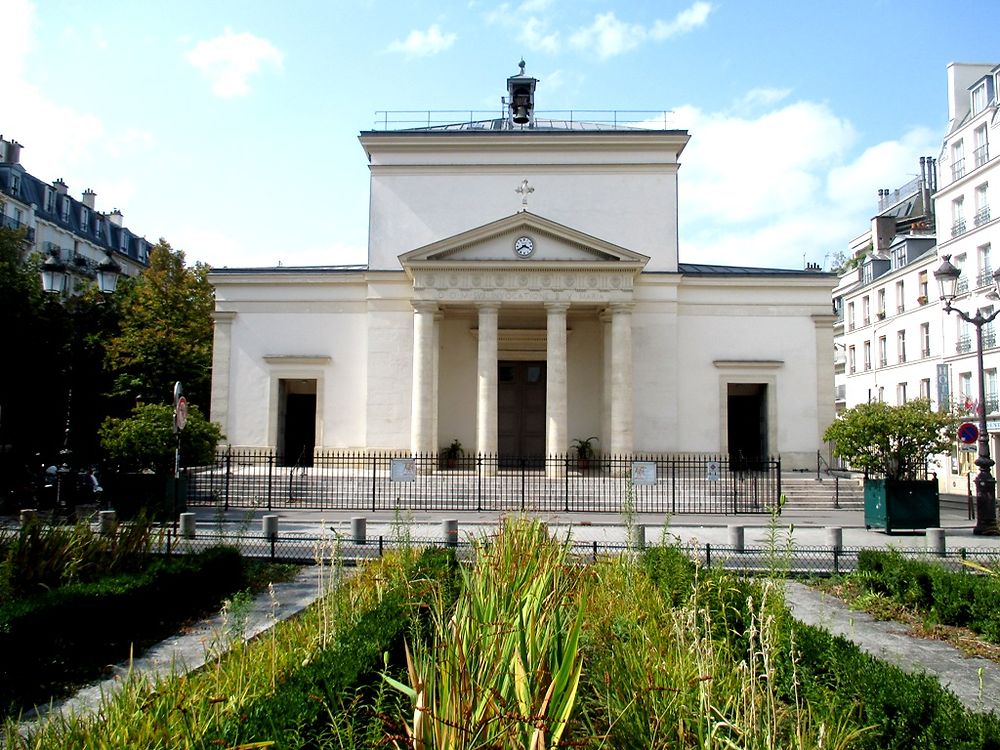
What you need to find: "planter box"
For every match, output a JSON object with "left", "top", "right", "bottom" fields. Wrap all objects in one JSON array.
[
  {"left": 102, "top": 473, "right": 188, "bottom": 521},
  {"left": 864, "top": 479, "right": 939, "bottom": 534}
]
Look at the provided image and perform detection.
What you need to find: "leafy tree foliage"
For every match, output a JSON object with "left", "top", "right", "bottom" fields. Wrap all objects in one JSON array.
[
  {"left": 99, "top": 402, "right": 222, "bottom": 475},
  {"left": 823, "top": 399, "right": 957, "bottom": 480},
  {"left": 105, "top": 241, "right": 214, "bottom": 411}
]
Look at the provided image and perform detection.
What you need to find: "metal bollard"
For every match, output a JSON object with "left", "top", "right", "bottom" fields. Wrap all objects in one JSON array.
[
  {"left": 827, "top": 527, "right": 843, "bottom": 551},
  {"left": 99, "top": 510, "right": 117, "bottom": 535},
  {"left": 263, "top": 514, "right": 278, "bottom": 559},
  {"left": 927, "top": 527, "right": 946, "bottom": 557},
  {"left": 442, "top": 519, "right": 459, "bottom": 547},
  {"left": 179, "top": 512, "right": 196, "bottom": 539},
  {"left": 728, "top": 525, "right": 745, "bottom": 553},
  {"left": 19, "top": 509, "right": 37, "bottom": 526},
  {"left": 352, "top": 516, "right": 367, "bottom": 545}
]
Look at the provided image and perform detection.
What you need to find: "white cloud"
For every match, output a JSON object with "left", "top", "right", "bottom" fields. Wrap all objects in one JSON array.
[
  {"left": 386, "top": 24, "right": 457, "bottom": 57},
  {"left": 571, "top": 2, "right": 712, "bottom": 59},
  {"left": 185, "top": 28, "right": 284, "bottom": 98},
  {"left": 6, "top": 0, "right": 34, "bottom": 78},
  {"left": 522, "top": 16, "right": 560, "bottom": 54},
  {"left": 676, "top": 98, "right": 938, "bottom": 269}
]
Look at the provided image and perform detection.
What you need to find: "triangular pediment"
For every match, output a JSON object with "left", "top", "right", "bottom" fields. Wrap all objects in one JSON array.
[{"left": 398, "top": 212, "right": 649, "bottom": 273}]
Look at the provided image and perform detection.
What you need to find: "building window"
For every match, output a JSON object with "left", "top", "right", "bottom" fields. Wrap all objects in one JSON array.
[
  {"left": 897, "top": 330, "right": 906, "bottom": 363},
  {"left": 8, "top": 173, "right": 20, "bottom": 196},
  {"left": 920, "top": 322, "right": 931, "bottom": 358},
  {"left": 897, "top": 382, "right": 907, "bottom": 405},
  {"left": 979, "top": 243, "right": 993, "bottom": 289},
  {"left": 120, "top": 230, "right": 129, "bottom": 253},
  {"left": 861, "top": 262, "right": 873, "bottom": 284},
  {"left": 952, "top": 196, "right": 966, "bottom": 237},
  {"left": 862, "top": 296, "right": 871, "bottom": 326},
  {"left": 983, "top": 306, "right": 996, "bottom": 349},
  {"left": 972, "top": 83, "right": 987, "bottom": 116},
  {"left": 975, "top": 184, "right": 990, "bottom": 227},
  {"left": 987, "top": 369, "right": 999, "bottom": 415},
  {"left": 878, "top": 386, "right": 885, "bottom": 403},
  {"left": 44, "top": 187, "right": 56, "bottom": 213},
  {"left": 891, "top": 244, "right": 907, "bottom": 269},
  {"left": 952, "top": 139, "right": 966, "bottom": 181},
  {"left": 80, "top": 207, "right": 89, "bottom": 232},
  {"left": 895, "top": 280, "right": 904, "bottom": 313},
  {"left": 975, "top": 124, "right": 990, "bottom": 168},
  {"left": 920, "top": 378, "right": 931, "bottom": 401},
  {"left": 848, "top": 346, "right": 856, "bottom": 374},
  {"left": 878, "top": 336, "right": 887, "bottom": 367},
  {"left": 877, "top": 288, "right": 886, "bottom": 317},
  {"left": 61, "top": 197, "right": 71, "bottom": 221},
  {"left": 956, "top": 252, "right": 969, "bottom": 294},
  {"left": 918, "top": 270, "right": 929, "bottom": 302},
  {"left": 863, "top": 340, "right": 871, "bottom": 370},
  {"left": 847, "top": 302, "right": 855, "bottom": 331},
  {"left": 960, "top": 372, "right": 973, "bottom": 411}
]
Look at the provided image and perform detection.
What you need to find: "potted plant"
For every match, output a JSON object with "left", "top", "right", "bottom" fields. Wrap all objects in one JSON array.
[
  {"left": 823, "top": 399, "right": 955, "bottom": 533},
  {"left": 571, "top": 436, "right": 599, "bottom": 471},
  {"left": 917, "top": 295, "right": 929, "bottom": 305},
  {"left": 442, "top": 439, "right": 464, "bottom": 469},
  {"left": 876, "top": 311, "right": 886, "bottom": 320}
]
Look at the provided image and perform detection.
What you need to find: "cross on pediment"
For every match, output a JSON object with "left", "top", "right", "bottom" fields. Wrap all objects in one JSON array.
[{"left": 515, "top": 179, "right": 534, "bottom": 211}]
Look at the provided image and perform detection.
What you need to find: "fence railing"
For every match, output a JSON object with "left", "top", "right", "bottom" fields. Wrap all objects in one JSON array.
[
  {"left": 156, "top": 529, "right": 999, "bottom": 577},
  {"left": 186, "top": 449, "right": 782, "bottom": 514}
]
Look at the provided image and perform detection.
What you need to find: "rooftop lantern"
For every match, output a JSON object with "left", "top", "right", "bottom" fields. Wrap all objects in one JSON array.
[{"left": 506, "top": 59, "right": 538, "bottom": 128}]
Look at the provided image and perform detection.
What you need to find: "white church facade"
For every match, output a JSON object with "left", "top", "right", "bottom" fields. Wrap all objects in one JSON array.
[{"left": 209, "top": 66, "right": 836, "bottom": 472}]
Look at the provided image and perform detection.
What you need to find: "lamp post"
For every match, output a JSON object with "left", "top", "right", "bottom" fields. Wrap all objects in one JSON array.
[
  {"left": 40, "top": 251, "right": 122, "bottom": 509},
  {"left": 934, "top": 254, "right": 1000, "bottom": 535}
]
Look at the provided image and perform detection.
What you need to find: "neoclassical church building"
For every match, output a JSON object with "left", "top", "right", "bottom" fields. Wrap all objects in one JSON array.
[{"left": 209, "top": 66, "right": 836, "bottom": 471}]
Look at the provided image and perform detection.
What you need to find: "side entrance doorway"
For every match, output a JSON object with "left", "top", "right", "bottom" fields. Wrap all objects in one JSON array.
[
  {"left": 278, "top": 379, "right": 317, "bottom": 467},
  {"left": 498, "top": 361, "right": 546, "bottom": 466},
  {"left": 727, "top": 382, "right": 767, "bottom": 470}
]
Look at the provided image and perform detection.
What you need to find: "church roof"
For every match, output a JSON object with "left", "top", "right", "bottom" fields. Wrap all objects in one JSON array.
[
  {"left": 390, "top": 117, "right": 673, "bottom": 133},
  {"left": 678, "top": 263, "right": 835, "bottom": 277}
]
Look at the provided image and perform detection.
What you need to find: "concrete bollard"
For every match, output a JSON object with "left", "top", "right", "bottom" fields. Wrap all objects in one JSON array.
[
  {"left": 629, "top": 524, "right": 646, "bottom": 549},
  {"left": 352, "top": 516, "right": 367, "bottom": 545},
  {"left": 99, "top": 510, "right": 117, "bottom": 536},
  {"left": 20, "top": 509, "right": 37, "bottom": 526},
  {"left": 442, "top": 519, "right": 459, "bottom": 547},
  {"left": 827, "top": 527, "right": 843, "bottom": 551},
  {"left": 728, "top": 525, "right": 745, "bottom": 553},
  {"left": 262, "top": 514, "right": 278, "bottom": 541},
  {"left": 179, "top": 512, "right": 196, "bottom": 539},
  {"left": 927, "top": 527, "right": 946, "bottom": 557}
]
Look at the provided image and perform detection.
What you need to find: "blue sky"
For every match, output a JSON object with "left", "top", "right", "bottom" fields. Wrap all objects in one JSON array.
[{"left": 4, "top": 0, "right": 999, "bottom": 270}]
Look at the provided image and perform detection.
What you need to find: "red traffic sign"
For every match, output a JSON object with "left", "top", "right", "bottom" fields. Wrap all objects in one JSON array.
[
  {"left": 174, "top": 395, "right": 188, "bottom": 432},
  {"left": 958, "top": 422, "right": 979, "bottom": 444}
]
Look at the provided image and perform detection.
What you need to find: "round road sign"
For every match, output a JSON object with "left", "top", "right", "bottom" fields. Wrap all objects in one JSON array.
[
  {"left": 175, "top": 395, "right": 188, "bottom": 432},
  {"left": 958, "top": 422, "right": 979, "bottom": 444}
]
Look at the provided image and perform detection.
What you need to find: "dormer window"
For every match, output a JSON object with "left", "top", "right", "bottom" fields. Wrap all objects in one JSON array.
[
  {"left": 972, "top": 82, "right": 987, "bottom": 116},
  {"left": 8, "top": 173, "right": 20, "bottom": 196},
  {"left": 120, "top": 230, "right": 130, "bottom": 253},
  {"left": 61, "top": 197, "right": 71, "bottom": 221},
  {"left": 44, "top": 187, "right": 56, "bottom": 213},
  {"left": 80, "top": 207, "right": 89, "bottom": 232}
]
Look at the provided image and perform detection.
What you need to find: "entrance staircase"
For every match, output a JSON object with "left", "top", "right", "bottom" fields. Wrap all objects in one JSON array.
[{"left": 779, "top": 473, "right": 864, "bottom": 512}]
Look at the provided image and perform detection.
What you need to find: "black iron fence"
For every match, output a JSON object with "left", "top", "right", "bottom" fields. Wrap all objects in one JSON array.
[
  {"left": 186, "top": 450, "right": 782, "bottom": 514},
  {"left": 156, "top": 529, "right": 999, "bottom": 577}
]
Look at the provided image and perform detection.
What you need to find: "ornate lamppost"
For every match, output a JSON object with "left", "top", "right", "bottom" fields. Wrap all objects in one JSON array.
[
  {"left": 934, "top": 254, "right": 1000, "bottom": 535},
  {"left": 40, "top": 251, "right": 121, "bottom": 508}
]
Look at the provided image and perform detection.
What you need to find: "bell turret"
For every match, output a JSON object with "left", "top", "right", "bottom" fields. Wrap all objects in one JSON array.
[{"left": 506, "top": 59, "right": 538, "bottom": 127}]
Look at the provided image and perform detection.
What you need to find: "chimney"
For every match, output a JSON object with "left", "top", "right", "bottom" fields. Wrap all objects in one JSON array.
[
  {"left": 82, "top": 189, "right": 97, "bottom": 209},
  {"left": 0, "top": 137, "right": 23, "bottom": 164},
  {"left": 871, "top": 215, "right": 896, "bottom": 255},
  {"left": 108, "top": 209, "right": 123, "bottom": 227},
  {"left": 54, "top": 178, "right": 68, "bottom": 195}
]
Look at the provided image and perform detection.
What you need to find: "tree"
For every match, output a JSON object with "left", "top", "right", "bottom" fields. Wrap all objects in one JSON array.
[
  {"left": 104, "top": 241, "right": 214, "bottom": 411},
  {"left": 99, "top": 402, "right": 222, "bottom": 475},
  {"left": 823, "top": 400, "right": 957, "bottom": 480}
]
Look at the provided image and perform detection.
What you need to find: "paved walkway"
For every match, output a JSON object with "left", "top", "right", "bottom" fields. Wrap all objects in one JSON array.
[{"left": 11, "top": 504, "right": 1000, "bottom": 739}]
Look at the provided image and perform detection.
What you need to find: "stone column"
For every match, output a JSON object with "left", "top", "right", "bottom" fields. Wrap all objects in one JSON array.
[
  {"left": 476, "top": 303, "right": 500, "bottom": 471},
  {"left": 432, "top": 309, "right": 442, "bottom": 456},
  {"left": 546, "top": 303, "right": 570, "bottom": 474},
  {"left": 610, "top": 303, "right": 635, "bottom": 458},
  {"left": 209, "top": 311, "right": 237, "bottom": 435},
  {"left": 600, "top": 310, "right": 613, "bottom": 456},
  {"left": 410, "top": 301, "right": 438, "bottom": 458}
]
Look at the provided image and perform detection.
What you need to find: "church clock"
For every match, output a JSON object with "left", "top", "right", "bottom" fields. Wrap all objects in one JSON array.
[{"left": 514, "top": 236, "right": 534, "bottom": 258}]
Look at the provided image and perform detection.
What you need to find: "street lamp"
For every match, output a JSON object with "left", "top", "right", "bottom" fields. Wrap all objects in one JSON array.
[
  {"left": 40, "top": 251, "right": 122, "bottom": 509},
  {"left": 934, "top": 254, "right": 1000, "bottom": 535}
]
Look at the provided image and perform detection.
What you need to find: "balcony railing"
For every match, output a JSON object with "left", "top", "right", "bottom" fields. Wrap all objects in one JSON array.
[
  {"left": 974, "top": 144, "right": 989, "bottom": 168},
  {"left": 975, "top": 207, "right": 991, "bottom": 226},
  {"left": 835, "top": 384, "right": 846, "bottom": 402},
  {"left": 958, "top": 277, "right": 969, "bottom": 294},
  {"left": 977, "top": 267, "right": 995, "bottom": 287},
  {"left": 879, "top": 357, "right": 888, "bottom": 367},
  {"left": 952, "top": 220, "right": 967, "bottom": 238},
  {"left": 987, "top": 395, "right": 1000, "bottom": 415},
  {"left": 984, "top": 328, "right": 997, "bottom": 349},
  {"left": 952, "top": 158, "right": 966, "bottom": 181},
  {"left": 921, "top": 348, "right": 931, "bottom": 358},
  {"left": 957, "top": 335, "right": 973, "bottom": 354}
]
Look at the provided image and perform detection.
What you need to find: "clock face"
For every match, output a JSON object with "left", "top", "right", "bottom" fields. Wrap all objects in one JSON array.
[{"left": 514, "top": 236, "right": 534, "bottom": 257}]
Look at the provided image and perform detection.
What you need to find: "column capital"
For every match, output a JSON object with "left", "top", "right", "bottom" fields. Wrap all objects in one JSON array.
[
  {"left": 476, "top": 302, "right": 501, "bottom": 313},
  {"left": 608, "top": 301, "right": 635, "bottom": 315},
  {"left": 412, "top": 301, "right": 439, "bottom": 314},
  {"left": 212, "top": 310, "right": 237, "bottom": 324},
  {"left": 545, "top": 301, "right": 571, "bottom": 314}
]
